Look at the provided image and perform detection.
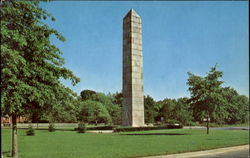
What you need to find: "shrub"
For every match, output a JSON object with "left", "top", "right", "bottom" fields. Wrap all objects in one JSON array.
[
  {"left": 166, "top": 124, "right": 183, "bottom": 129},
  {"left": 48, "top": 123, "right": 56, "bottom": 132},
  {"left": 166, "top": 119, "right": 179, "bottom": 124},
  {"left": 74, "top": 125, "right": 117, "bottom": 131},
  {"left": 78, "top": 122, "right": 86, "bottom": 133},
  {"left": 26, "top": 125, "right": 35, "bottom": 136},
  {"left": 87, "top": 125, "right": 116, "bottom": 130},
  {"left": 114, "top": 126, "right": 167, "bottom": 132},
  {"left": 185, "top": 121, "right": 197, "bottom": 126}
]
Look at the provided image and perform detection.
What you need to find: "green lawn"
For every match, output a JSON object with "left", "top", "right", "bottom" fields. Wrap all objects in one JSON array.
[
  {"left": 199, "top": 123, "right": 249, "bottom": 128},
  {"left": 1, "top": 128, "right": 249, "bottom": 158}
]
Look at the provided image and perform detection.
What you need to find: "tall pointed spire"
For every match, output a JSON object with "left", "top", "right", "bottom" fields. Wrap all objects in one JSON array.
[
  {"left": 123, "top": 8, "right": 140, "bottom": 19},
  {"left": 122, "top": 9, "right": 144, "bottom": 127},
  {"left": 130, "top": 8, "right": 140, "bottom": 17}
]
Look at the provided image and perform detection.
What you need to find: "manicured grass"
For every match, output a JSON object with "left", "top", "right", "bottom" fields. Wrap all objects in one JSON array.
[
  {"left": 215, "top": 123, "right": 249, "bottom": 127},
  {"left": 1, "top": 128, "right": 249, "bottom": 158},
  {"left": 198, "top": 123, "right": 249, "bottom": 128}
]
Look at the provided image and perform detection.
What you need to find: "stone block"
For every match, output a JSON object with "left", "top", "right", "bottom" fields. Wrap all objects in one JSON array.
[
  {"left": 132, "top": 72, "right": 141, "bottom": 79},
  {"left": 131, "top": 50, "right": 142, "bottom": 56},
  {"left": 131, "top": 27, "right": 142, "bottom": 33},
  {"left": 131, "top": 44, "right": 142, "bottom": 51},
  {"left": 131, "top": 38, "right": 142, "bottom": 45},
  {"left": 131, "top": 32, "right": 141, "bottom": 39}
]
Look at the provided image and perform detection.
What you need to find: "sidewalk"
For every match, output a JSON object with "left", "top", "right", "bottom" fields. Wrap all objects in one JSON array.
[{"left": 143, "top": 145, "right": 249, "bottom": 158}]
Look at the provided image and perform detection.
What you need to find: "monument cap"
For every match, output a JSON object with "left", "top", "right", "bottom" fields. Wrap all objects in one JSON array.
[{"left": 123, "top": 8, "right": 140, "bottom": 19}]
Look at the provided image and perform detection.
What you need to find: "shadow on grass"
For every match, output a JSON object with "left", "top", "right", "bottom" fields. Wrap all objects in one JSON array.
[
  {"left": 2, "top": 151, "right": 11, "bottom": 157},
  {"left": 2, "top": 151, "right": 10, "bottom": 154},
  {"left": 121, "top": 133, "right": 190, "bottom": 136},
  {"left": 18, "top": 128, "right": 74, "bottom": 131}
]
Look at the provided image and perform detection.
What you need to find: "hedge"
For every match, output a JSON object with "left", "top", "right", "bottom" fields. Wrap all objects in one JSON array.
[
  {"left": 114, "top": 124, "right": 183, "bottom": 132},
  {"left": 74, "top": 124, "right": 183, "bottom": 132},
  {"left": 74, "top": 125, "right": 116, "bottom": 131}
]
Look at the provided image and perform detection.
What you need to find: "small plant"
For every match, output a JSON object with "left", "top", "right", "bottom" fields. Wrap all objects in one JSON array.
[
  {"left": 78, "top": 122, "right": 86, "bottom": 133},
  {"left": 26, "top": 124, "right": 35, "bottom": 136},
  {"left": 48, "top": 123, "right": 56, "bottom": 132}
]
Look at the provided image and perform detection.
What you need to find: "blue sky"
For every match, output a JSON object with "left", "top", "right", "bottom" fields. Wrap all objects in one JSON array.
[{"left": 41, "top": 1, "right": 248, "bottom": 101}]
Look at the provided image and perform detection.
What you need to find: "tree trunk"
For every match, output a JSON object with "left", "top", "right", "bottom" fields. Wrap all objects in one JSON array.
[
  {"left": 11, "top": 115, "right": 18, "bottom": 158},
  {"left": 206, "top": 117, "right": 209, "bottom": 135}
]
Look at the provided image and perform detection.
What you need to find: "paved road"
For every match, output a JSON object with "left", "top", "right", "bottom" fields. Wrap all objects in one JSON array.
[
  {"left": 144, "top": 145, "right": 249, "bottom": 158},
  {"left": 193, "top": 148, "right": 249, "bottom": 158}
]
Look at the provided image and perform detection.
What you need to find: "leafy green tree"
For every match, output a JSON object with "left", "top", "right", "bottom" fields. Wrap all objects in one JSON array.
[
  {"left": 221, "top": 87, "right": 249, "bottom": 124},
  {"left": 47, "top": 96, "right": 79, "bottom": 123},
  {"left": 109, "top": 92, "right": 123, "bottom": 124},
  {"left": 80, "top": 89, "right": 96, "bottom": 101},
  {"left": 113, "top": 92, "right": 123, "bottom": 106},
  {"left": 154, "top": 101, "right": 163, "bottom": 122},
  {"left": 1, "top": 1, "right": 79, "bottom": 157},
  {"left": 236, "top": 95, "right": 249, "bottom": 123},
  {"left": 144, "top": 95, "right": 157, "bottom": 124},
  {"left": 77, "top": 100, "right": 111, "bottom": 124},
  {"left": 91, "top": 93, "right": 112, "bottom": 106},
  {"left": 27, "top": 91, "right": 78, "bottom": 123},
  {"left": 157, "top": 99, "right": 176, "bottom": 123},
  {"left": 91, "top": 93, "right": 121, "bottom": 125},
  {"left": 108, "top": 104, "right": 121, "bottom": 125},
  {"left": 172, "top": 98, "right": 193, "bottom": 125},
  {"left": 187, "top": 65, "right": 227, "bottom": 134}
]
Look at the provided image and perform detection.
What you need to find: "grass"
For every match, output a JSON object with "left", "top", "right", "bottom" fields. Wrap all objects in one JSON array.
[
  {"left": 1, "top": 128, "right": 249, "bottom": 158},
  {"left": 198, "top": 123, "right": 249, "bottom": 128},
  {"left": 214, "top": 123, "right": 249, "bottom": 127}
]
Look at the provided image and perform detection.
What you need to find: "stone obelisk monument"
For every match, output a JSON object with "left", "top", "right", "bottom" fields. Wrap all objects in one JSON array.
[{"left": 122, "top": 9, "right": 144, "bottom": 127}]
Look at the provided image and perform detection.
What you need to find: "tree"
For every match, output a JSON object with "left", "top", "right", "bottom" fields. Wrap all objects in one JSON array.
[
  {"left": 1, "top": 1, "right": 79, "bottom": 157},
  {"left": 113, "top": 92, "right": 123, "bottom": 106},
  {"left": 46, "top": 94, "right": 79, "bottom": 123},
  {"left": 172, "top": 98, "right": 193, "bottom": 125},
  {"left": 91, "top": 93, "right": 121, "bottom": 125},
  {"left": 236, "top": 95, "right": 249, "bottom": 123},
  {"left": 187, "top": 65, "right": 226, "bottom": 134},
  {"left": 80, "top": 89, "right": 96, "bottom": 101},
  {"left": 77, "top": 100, "right": 111, "bottom": 124},
  {"left": 221, "top": 87, "right": 249, "bottom": 124},
  {"left": 108, "top": 104, "right": 121, "bottom": 125},
  {"left": 157, "top": 99, "right": 176, "bottom": 123},
  {"left": 144, "top": 95, "right": 157, "bottom": 124}
]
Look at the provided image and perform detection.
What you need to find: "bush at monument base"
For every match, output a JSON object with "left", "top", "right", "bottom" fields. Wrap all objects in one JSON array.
[
  {"left": 48, "top": 123, "right": 56, "bottom": 132},
  {"left": 78, "top": 122, "right": 86, "bottom": 133},
  {"left": 26, "top": 125, "right": 35, "bottom": 136}
]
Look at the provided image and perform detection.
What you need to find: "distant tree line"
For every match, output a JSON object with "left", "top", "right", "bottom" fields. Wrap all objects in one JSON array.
[{"left": 28, "top": 66, "right": 248, "bottom": 126}]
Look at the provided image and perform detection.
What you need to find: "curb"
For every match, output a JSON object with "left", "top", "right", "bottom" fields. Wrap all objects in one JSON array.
[{"left": 143, "top": 145, "right": 249, "bottom": 158}]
